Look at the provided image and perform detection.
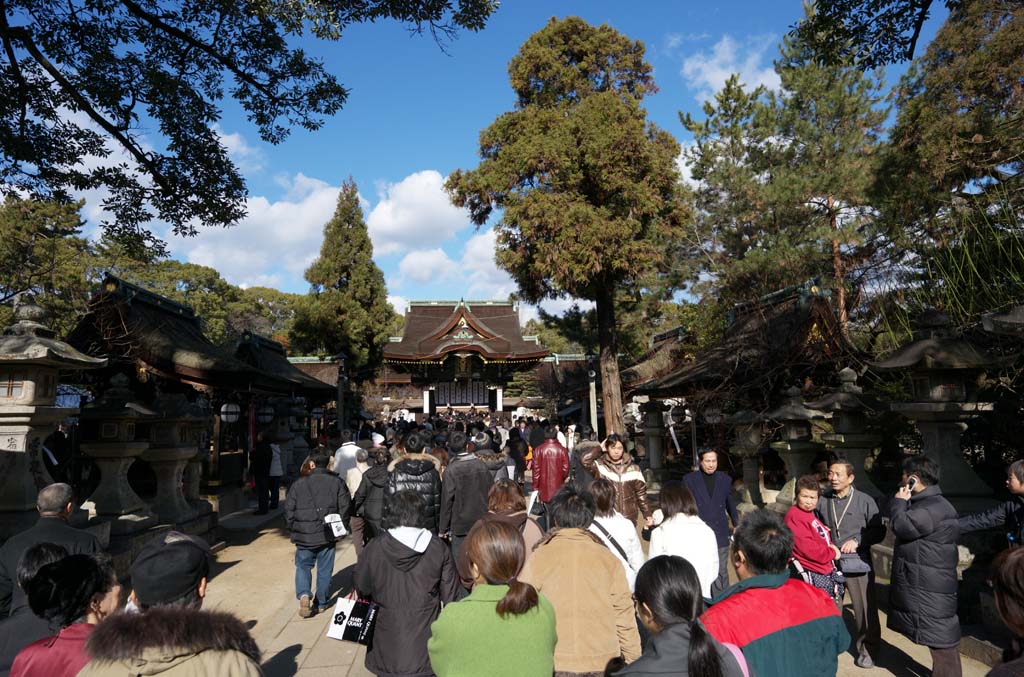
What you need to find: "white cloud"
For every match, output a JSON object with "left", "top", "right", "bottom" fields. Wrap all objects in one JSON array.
[
  {"left": 366, "top": 170, "right": 471, "bottom": 255},
  {"left": 461, "top": 230, "right": 518, "bottom": 300},
  {"left": 168, "top": 173, "right": 340, "bottom": 290},
  {"left": 215, "top": 125, "right": 265, "bottom": 174},
  {"left": 397, "top": 248, "right": 455, "bottom": 284},
  {"left": 681, "top": 34, "right": 780, "bottom": 103},
  {"left": 387, "top": 295, "right": 409, "bottom": 316},
  {"left": 675, "top": 140, "right": 701, "bottom": 190}
]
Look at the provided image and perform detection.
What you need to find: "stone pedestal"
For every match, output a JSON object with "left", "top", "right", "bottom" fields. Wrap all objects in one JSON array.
[
  {"left": 80, "top": 441, "right": 157, "bottom": 535},
  {"left": 140, "top": 446, "right": 196, "bottom": 523},
  {"left": 0, "top": 407, "right": 63, "bottom": 538},
  {"left": 184, "top": 457, "right": 213, "bottom": 515},
  {"left": 728, "top": 414, "right": 764, "bottom": 510},
  {"left": 641, "top": 401, "right": 667, "bottom": 471},
  {"left": 892, "top": 403, "right": 996, "bottom": 512}
]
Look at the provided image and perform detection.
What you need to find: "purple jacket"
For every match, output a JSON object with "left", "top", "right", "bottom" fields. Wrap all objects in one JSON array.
[{"left": 683, "top": 470, "right": 738, "bottom": 548}]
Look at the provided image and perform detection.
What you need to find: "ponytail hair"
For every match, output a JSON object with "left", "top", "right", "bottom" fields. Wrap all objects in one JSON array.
[
  {"left": 634, "top": 556, "right": 724, "bottom": 677},
  {"left": 465, "top": 520, "right": 539, "bottom": 618}
]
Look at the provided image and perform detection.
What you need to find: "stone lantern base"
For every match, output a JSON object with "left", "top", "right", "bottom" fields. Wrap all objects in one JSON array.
[{"left": 79, "top": 441, "right": 157, "bottom": 536}]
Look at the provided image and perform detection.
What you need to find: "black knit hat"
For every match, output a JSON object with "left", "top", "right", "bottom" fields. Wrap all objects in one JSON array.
[{"left": 130, "top": 531, "right": 211, "bottom": 607}]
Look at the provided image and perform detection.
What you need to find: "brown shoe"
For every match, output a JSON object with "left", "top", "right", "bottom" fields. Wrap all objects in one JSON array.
[{"left": 298, "top": 595, "right": 312, "bottom": 618}]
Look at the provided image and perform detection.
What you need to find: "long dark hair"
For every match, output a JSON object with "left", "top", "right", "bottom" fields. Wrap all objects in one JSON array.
[
  {"left": 464, "top": 520, "right": 539, "bottom": 618},
  {"left": 633, "top": 555, "right": 724, "bottom": 677}
]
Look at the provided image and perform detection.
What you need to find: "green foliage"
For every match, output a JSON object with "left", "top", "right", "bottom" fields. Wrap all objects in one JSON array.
[
  {"left": 880, "top": 0, "right": 1023, "bottom": 234},
  {"left": 290, "top": 179, "right": 395, "bottom": 380},
  {"left": 447, "top": 17, "right": 686, "bottom": 432},
  {"left": 682, "top": 26, "right": 889, "bottom": 335},
  {"left": 792, "top": 0, "right": 963, "bottom": 68},
  {"left": 0, "top": 0, "right": 498, "bottom": 253},
  {"left": 0, "top": 196, "right": 92, "bottom": 335}
]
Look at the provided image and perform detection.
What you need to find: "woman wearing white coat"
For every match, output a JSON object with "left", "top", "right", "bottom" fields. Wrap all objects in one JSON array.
[
  {"left": 588, "top": 478, "right": 645, "bottom": 591},
  {"left": 648, "top": 481, "right": 719, "bottom": 599}
]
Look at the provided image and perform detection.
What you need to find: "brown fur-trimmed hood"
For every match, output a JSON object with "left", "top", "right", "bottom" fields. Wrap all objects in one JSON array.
[
  {"left": 85, "top": 607, "right": 260, "bottom": 665},
  {"left": 387, "top": 452, "right": 441, "bottom": 473}
]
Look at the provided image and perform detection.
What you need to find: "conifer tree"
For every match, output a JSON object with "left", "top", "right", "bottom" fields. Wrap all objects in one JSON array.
[
  {"left": 290, "top": 179, "right": 395, "bottom": 379},
  {"left": 447, "top": 17, "right": 686, "bottom": 434}
]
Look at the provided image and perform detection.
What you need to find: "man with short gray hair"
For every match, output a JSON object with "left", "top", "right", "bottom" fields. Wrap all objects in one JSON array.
[{"left": 0, "top": 483, "right": 101, "bottom": 617}]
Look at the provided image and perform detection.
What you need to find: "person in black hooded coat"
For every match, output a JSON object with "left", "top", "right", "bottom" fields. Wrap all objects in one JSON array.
[
  {"left": 888, "top": 455, "right": 962, "bottom": 676},
  {"left": 384, "top": 432, "right": 442, "bottom": 532},
  {"left": 352, "top": 449, "right": 390, "bottom": 542},
  {"left": 355, "top": 490, "right": 461, "bottom": 677}
]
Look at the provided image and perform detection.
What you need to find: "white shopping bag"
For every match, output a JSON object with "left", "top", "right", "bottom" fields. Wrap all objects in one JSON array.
[
  {"left": 326, "top": 596, "right": 377, "bottom": 645},
  {"left": 324, "top": 513, "right": 347, "bottom": 538}
]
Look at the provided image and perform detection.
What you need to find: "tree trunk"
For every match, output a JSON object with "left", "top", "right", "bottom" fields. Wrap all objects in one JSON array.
[
  {"left": 595, "top": 282, "right": 625, "bottom": 436},
  {"left": 828, "top": 193, "right": 849, "bottom": 337}
]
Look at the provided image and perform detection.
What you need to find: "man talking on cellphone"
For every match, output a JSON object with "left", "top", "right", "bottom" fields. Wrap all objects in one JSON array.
[{"left": 887, "top": 455, "right": 962, "bottom": 677}]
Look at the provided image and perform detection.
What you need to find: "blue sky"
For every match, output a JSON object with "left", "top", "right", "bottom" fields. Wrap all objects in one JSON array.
[{"left": 79, "top": 1, "right": 946, "bottom": 324}]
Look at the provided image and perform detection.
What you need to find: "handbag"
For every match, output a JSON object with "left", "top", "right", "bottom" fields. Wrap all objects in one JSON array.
[
  {"left": 838, "top": 552, "right": 871, "bottom": 575},
  {"left": 591, "top": 520, "right": 635, "bottom": 573},
  {"left": 326, "top": 594, "right": 378, "bottom": 645}
]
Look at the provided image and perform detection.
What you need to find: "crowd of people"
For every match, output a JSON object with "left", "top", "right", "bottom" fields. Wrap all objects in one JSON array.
[{"left": 2, "top": 414, "right": 1024, "bottom": 677}]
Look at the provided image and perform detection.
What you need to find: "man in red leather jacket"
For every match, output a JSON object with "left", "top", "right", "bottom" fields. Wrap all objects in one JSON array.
[{"left": 532, "top": 426, "right": 570, "bottom": 529}]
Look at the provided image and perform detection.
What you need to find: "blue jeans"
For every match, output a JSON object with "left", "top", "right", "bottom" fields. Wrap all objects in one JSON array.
[{"left": 295, "top": 544, "right": 335, "bottom": 609}]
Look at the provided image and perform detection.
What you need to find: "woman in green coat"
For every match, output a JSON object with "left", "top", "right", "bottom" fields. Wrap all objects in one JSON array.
[{"left": 428, "top": 520, "right": 556, "bottom": 677}]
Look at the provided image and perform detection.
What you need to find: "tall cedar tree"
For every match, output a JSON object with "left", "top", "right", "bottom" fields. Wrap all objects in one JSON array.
[
  {"left": 290, "top": 179, "right": 394, "bottom": 379},
  {"left": 0, "top": 0, "right": 498, "bottom": 255},
  {"left": 446, "top": 17, "right": 686, "bottom": 434}
]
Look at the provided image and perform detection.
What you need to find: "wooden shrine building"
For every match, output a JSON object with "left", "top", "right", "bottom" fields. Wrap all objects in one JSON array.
[{"left": 382, "top": 300, "right": 548, "bottom": 413}]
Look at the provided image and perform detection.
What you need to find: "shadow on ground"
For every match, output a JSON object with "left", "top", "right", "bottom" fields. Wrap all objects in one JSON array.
[{"left": 262, "top": 643, "right": 302, "bottom": 677}]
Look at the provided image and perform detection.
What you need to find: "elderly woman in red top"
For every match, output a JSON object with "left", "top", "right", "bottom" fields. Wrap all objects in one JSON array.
[{"left": 784, "top": 475, "right": 845, "bottom": 604}]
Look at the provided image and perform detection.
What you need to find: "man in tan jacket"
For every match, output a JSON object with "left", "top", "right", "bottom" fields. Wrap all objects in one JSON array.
[{"left": 520, "top": 485, "right": 641, "bottom": 676}]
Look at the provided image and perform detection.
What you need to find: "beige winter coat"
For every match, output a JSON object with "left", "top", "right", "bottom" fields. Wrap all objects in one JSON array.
[
  {"left": 77, "top": 607, "right": 261, "bottom": 676},
  {"left": 520, "top": 528, "right": 641, "bottom": 672}
]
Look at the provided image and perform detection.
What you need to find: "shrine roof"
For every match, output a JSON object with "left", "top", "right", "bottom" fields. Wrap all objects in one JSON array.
[
  {"left": 235, "top": 332, "right": 335, "bottom": 397},
  {"left": 66, "top": 276, "right": 306, "bottom": 395},
  {"left": 638, "top": 281, "right": 859, "bottom": 402},
  {"left": 383, "top": 300, "right": 548, "bottom": 364}
]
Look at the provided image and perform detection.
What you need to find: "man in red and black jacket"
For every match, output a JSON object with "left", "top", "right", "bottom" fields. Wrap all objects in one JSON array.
[
  {"left": 701, "top": 509, "right": 849, "bottom": 677},
  {"left": 531, "top": 425, "right": 569, "bottom": 528}
]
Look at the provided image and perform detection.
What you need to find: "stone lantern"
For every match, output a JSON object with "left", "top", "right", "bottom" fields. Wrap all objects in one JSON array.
[
  {"left": 766, "top": 386, "right": 826, "bottom": 512},
  {"left": 141, "top": 392, "right": 205, "bottom": 523},
  {"left": 870, "top": 309, "right": 1000, "bottom": 512},
  {"left": 78, "top": 374, "right": 158, "bottom": 535},
  {"left": 982, "top": 305, "right": 1024, "bottom": 337},
  {"left": 0, "top": 298, "right": 106, "bottom": 538},
  {"left": 640, "top": 400, "right": 669, "bottom": 471},
  {"left": 288, "top": 398, "right": 311, "bottom": 479},
  {"left": 727, "top": 409, "right": 765, "bottom": 512},
  {"left": 806, "top": 367, "right": 883, "bottom": 498}
]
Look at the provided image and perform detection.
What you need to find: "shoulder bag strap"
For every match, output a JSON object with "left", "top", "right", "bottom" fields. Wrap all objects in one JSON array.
[{"left": 591, "top": 520, "right": 631, "bottom": 567}]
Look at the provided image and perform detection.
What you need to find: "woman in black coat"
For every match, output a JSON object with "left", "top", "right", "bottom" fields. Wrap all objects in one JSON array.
[
  {"left": 352, "top": 448, "right": 390, "bottom": 541},
  {"left": 384, "top": 432, "right": 443, "bottom": 532},
  {"left": 354, "top": 490, "right": 461, "bottom": 677},
  {"left": 887, "top": 457, "right": 962, "bottom": 674}
]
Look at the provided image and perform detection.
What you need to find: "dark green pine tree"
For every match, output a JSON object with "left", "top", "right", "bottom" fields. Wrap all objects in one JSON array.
[
  {"left": 765, "top": 31, "right": 889, "bottom": 335},
  {"left": 290, "top": 179, "right": 396, "bottom": 379}
]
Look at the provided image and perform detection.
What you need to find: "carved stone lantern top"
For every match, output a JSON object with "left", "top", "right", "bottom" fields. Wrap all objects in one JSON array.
[
  {"left": 80, "top": 374, "right": 157, "bottom": 421},
  {"left": 0, "top": 296, "right": 107, "bottom": 369},
  {"left": 983, "top": 305, "right": 1024, "bottom": 337},
  {"left": 766, "top": 387, "right": 826, "bottom": 423},
  {"left": 805, "top": 368, "right": 882, "bottom": 413},
  {"left": 870, "top": 310, "right": 1003, "bottom": 373}
]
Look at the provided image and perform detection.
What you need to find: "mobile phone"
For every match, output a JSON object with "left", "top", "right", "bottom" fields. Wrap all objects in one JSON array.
[{"left": 906, "top": 477, "right": 917, "bottom": 492}]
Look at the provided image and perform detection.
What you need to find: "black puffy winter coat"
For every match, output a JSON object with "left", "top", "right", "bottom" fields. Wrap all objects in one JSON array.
[
  {"left": 958, "top": 496, "right": 1024, "bottom": 548},
  {"left": 384, "top": 453, "right": 442, "bottom": 532},
  {"left": 285, "top": 468, "right": 350, "bottom": 548},
  {"left": 887, "top": 485, "right": 961, "bottom": 648},
  {"left": 352, "top": 464, "right": 389, "bottom": 535}
]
